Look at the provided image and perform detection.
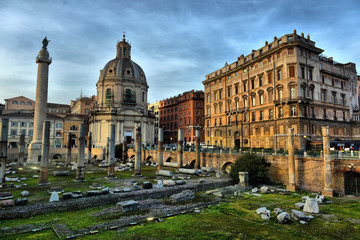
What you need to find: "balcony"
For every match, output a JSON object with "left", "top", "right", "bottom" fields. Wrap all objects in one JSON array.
[
  {"left": 274, "top": 97, "right": 312, "bottom": 105},
  {"left": 225, "top": 107, "right": 247, "bottom": 115}
]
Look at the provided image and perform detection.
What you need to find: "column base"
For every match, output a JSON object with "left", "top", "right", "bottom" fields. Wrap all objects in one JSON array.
[
  {"left": 105, "top": 176, "right": 117, "bottom": 180},
  {"left": 286, "top": 185, "right": 297, "bottom": 192},
  {"left": 38, "top": 181, "right": 51, "bottom": 186},
  {"left": 322, "top": 189, "right": 333, "bottom": 197},
  {"left": 132, "top": 172, "right": 142, "bottom": 177},
  {"left": 74, "top": 178, "right": 86, "bottom": 183},
  {"left": 27, "top": 142, "right": 42, "bottom": 164}
]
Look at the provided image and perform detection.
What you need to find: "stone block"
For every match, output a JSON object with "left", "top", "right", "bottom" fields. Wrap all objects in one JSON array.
[
  {"left": 0, "top": 200, "right": 15, "bottom": 207},
  {"left": 0, "top": 192, "right": 13, "bottom": 200},
  {"left": 163, "top": 180, "right": 176, "bottom": 187},
  {"left": 14, "top": 198, "right": 28, "bottom": 206},
  {"left": 175, "top": 180, "right": 186, "bottom": 185},
  {"left": 295, "top": 202, "right": 305, "bottom": 209},
  {"left": 277, "top": 212, "right": 290, "bottom": 224},
  {"left": 260, "top": 186, "right": 268, "bottom": 193},
  {"left": 170, "top": 190, "right": 195, "bottom": 202},
  {"left": 117, "top": 200, "right": 139, "bottom": 212},
  {"left": 156, "top": 170, "right": 173, "bottom": 177},
  {"left": 53, "top": 171, "right": 70, "bottom": 177},
  {"left": 303, "top": 198, "right": 319, "bottom": 213},
  {"left": 20, "top": 191, "right": 29, "bottom": 197},
  {"left": 142, "top": 181, "right": 153, "bottom": 189},
  {"left": 63, "top": 191, "right": 83, "bottom": 199},
  {"left": 274, "top": 208, "right": 283, "bottom": 215},
  {"left": 49, "top": 192, "right": 59, "bottom": 202}
]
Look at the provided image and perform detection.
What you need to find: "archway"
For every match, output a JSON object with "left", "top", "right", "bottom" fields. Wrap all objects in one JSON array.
[
  {"left": 344, "top": 171, "right": 360, "bottom": 195},
  {"left": 189, "top": 160, "right": 196, "bottom": 169},
  {"left": 146, "top": 156, "right": 153, "bottom": 164},
  {"left": 234, "top": 131, "right": 240, "bottom": 149},
  {"left": 222, "top": 162, "right": 234, "bottom": 174},
  {"left": 166, "top": 157, "right": 174, "bottom": 162},
  {"left": 130, "top": 155, "right": 135, "bottom": 160},
  {"left": 52, "top": 154, "right": 62, "bottom": 159}
]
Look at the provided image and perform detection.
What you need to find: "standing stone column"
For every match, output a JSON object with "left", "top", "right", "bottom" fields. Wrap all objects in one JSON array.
[
  {"left": 106, "top": 137, "right": 110, "bottom": 164},
  {"left": 87, "top": 132, "right": 92, "bottom": 163},
  {"left": 18, "top": 134, "right": 25, "bottom": 166},
  {"left": 133, "top": 126, "right": 141, "bottom": 176},
  {"left": 107, "top": 125, "right": 116, "bottom": 178},
  {"left": 287, "top": 128, "right": 296, "bottom": 191},
  {"left": 177, "top": 129, "right": 183, "bottom": 168},
  {"left": 0, "top": 119, "right": 9, "bottom": 187},
  {"left": 75, "top": 123, "right": 86, "bottom": 182},
  {"left": 157, "top": 128, "right": 164, "bottom": 171},
  {"left": 122, "top": 137, "right": 127, "bottom": 164},
  {"left": 195, "top": 129, "right": 201, "bottom": 170},
  {"left": 28, "top": 38, "right": 52, "bottom": 164},
  {"left": 66, "top": 133, "right": 72, "bottom": 165},
  {"left": 322, "top": 126, "right": 333, "bottom": 197},
  {"left": 38, "top": 121, "right": 50, "bottom": 185}
]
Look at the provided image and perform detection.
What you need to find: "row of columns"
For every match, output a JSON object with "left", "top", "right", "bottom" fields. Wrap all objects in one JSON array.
[{"left": 287, "top": 126, "right": 334, "bottom": 197}]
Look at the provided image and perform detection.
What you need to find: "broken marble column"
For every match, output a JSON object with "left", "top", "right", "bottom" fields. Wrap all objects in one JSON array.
[
  {"left": 321, "top": 126, "right": 333, "bottom": 197},
  {"left": 66, "top": 133, "right": 72, "bottom": 165},
  {"left": 107, "top": 125, "right": 116, "bottom": 178},
  {"left": 75, "top": 123, "right": 86, "bottom": 182},
  {"left": 287, "top": 128, "right": 296, "bottom": 192},
  {"left": 133, "top": 126, "right": 141, "bottom": 176},
  {"left": 87, "top": 132, "right": 92, "bottom": 163},
  {"left": 195, "top": 129, "right": 201, "bottom": 169},
  {"left": 0, "top": 119, "right": 9, "bottom": 186},
  {"left": 238, "top": 171, "right": 249, "bottom": 187},
  {"left": 177, "top": 129, "right": 183, "bottom": 168},
  {"left": 18, "top": 133, "right": 25, "bottom": 166},
  {"left": 39, "top": 121, "right": 50, "bottom": 185},
  {"left": 157, "top": 127, "right": 164, "bottom": 171}
]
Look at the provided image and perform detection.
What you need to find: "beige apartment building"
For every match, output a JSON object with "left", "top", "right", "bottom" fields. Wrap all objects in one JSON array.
[{"left": 203, "top": 30, "right": 358, "bottom": 150}]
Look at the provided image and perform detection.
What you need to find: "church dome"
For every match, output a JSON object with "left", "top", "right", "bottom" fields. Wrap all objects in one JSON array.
[{"left": 99, "top": 35, "right": 146, "bottom": 82}]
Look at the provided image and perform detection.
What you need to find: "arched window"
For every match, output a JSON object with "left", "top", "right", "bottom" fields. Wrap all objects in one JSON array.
[
  {"left": 70, "top": 125, "right": 78, "bottom": 131},
  {"left": 20, "top": 101, "right": 25, "bottom": 105},
  {"left": 27, "top": 102, "right": 32, "bottom": 106},
  {"left": 142, "top": 92, "right": 145, "bottom": 102},
  {"left": 12, "top": 100, "right": 18, "bottom": 104},
  {"left": 105, "top": 89, "right": 112, "bottom": 107}
]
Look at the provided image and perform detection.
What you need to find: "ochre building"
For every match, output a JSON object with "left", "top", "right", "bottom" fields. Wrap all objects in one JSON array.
[{"left": 203, "top": 30, "right": 358, "bottom": 150}]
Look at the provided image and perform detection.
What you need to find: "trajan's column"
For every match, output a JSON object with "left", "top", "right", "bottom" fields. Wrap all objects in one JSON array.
[{"left": 28, "top": 37, "right": 52, "bottom": 164}]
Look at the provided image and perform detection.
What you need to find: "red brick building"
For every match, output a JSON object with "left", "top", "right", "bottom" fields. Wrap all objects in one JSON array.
[{"left": 159, "top": 90, "right": 204, "bottom": 144}]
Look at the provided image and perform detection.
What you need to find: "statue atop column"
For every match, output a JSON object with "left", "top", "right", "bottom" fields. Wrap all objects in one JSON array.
[{"left": 42, "top": 37, "right": 50, "bottom": 49}]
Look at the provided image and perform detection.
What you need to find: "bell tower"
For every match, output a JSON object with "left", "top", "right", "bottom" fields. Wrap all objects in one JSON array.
[{"left": 116, "top": 34, "right": 131, "bottom": 59}]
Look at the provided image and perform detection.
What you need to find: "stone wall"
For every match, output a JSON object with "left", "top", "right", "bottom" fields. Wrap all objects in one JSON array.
[{"left": 133, "top": 149, "right": 360, "bottom": 195}]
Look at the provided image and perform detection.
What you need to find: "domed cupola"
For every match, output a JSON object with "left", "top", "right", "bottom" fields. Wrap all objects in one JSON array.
[{"left": 98, "top": 35, "right": 146, "bottom": 82}]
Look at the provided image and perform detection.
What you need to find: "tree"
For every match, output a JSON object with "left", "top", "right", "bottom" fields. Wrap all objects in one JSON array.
[{"left": 229, "top": 154, "right": 271, "bottom": 185}]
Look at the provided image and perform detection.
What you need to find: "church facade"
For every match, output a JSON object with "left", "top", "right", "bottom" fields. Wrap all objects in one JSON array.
[{"left": 89, "top": 36, "right": 155, "bottom": 147}]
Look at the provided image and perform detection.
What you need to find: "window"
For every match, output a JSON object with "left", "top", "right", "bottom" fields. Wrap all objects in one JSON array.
[
  {"left": 268, "top": 44, "right": 272, "bottom": 50},
  {"left": 332, "top": 78, "right": 335, "bottom": 86},
  {"left": 334, "top": 110, "right": 337, "bottom": 120},
  {"left": 20, "top": 101, "right": 25, "bottom": 105},
  {"left": 323, "top": 109, "right": 327, "bottom": 119},
  {"left": 319, "top": 63, "right": 322, "bottom": 69},
  {"left": 21, "top": 129, "right": 26, "bottom": 135},
  {"left": 207, "top": 95, "right": 210, "bottom": 103},
  {"left": 287, "top": 36, "right": 293, "bottom": 42},
  {"left": 321, "top": 91, "right": 326, "bottom": 102},
  {"left": 309, "top": 69, "right": 313, "bottom": 80},
  {"left": 332, "top": 92, "right": 337, "bottom": 104},
  {"left": 228, "top": 116, "right": 231, "bottom": 124},
  {"left": 279, "top": 107, "right": 283, "bottom": 118},
  {"left": 229, "top": 130, "right": 232, "bottom": 136},
  {"left": 21, "top": 122, "right": 26, "bottom": 127},
  {"left": 227, "top": 102, "right": 231, "bottom": 111},
  {"left": 244, "top": 113, "right": 247, "bottom": 122},
  {"left": 289, "top": 66, "right": 295, "bottom": 78},
  {"left": 70, "top": 125, "right": 78, "bottom": 131},
  {"left": 251, "top": 79, "right": 255, "bottom": 89},
  {"left": 244, "top": 98, "right": 248, "bottom": 108},
  {"left": 343, "top": 111, "right": 346, "bottom": 121},
  {"left": 29, "top": 122, "right": 34, "bottom": 127},
  {"left": 277, "top": 69, "right": 282, "bottom": 81},
  {"left": 301, "top": 87, "right": 306, "bottom": 98},
  {"left": 11, "top": 122, "right": 18, "bottom": 127},
  {"left": 142, "top": 92, "right": 145, "bottom": 102},
  {"left": 214, "top": 119, "right": 217, "bottom": 126},
  {"left": 311, "top": 107, "right": 315, "bottom": 118},
  {"left": 288, "top": 48, "right": 294, "bottom": 54},
  {"left": 235, "top": 101, "right": 239, "bottom": 109},
  {"left": 259, "top": 76, "right": 263, "bottom": 86},
  {"left": 269, "top": 109, "right": 273, "bottom": 119},
  {"left": 341, "top": 95, "right": 346, "bottom": 105},
  {"left": 341, "top": 81, "right": 344, "bottom": 89},
  {"left": 214, "top": 92, "right": 218, "bottom": 100},
  {"left": 291, "top": 106, "right": 296, "bottom": 116},
  {"left": 252, "top": 112, "right": 255, "bottom": 121},
  {"left": 310, "top": 88, "right": 314, "bottom": 100},
  {"left": 56, "top": 123, "right": 62, "bottom": 128},
  {"left": 235, "top": 85, "right": 238, "bottom": 94},
  {"left": 290, "top": 87, "right": 296, "bottom": 100},
  {"left": 27, "top": 102, "right": 32, "bottom": 106},
  {"left": 322, "top": 75, "right": 325, "bottom": 84},
  {"left": 12, "top": 101, "right": 18, "bottom": 104},
  {"left": 227, "top": 88, "right": 231, "bottom": 97},
  {"left": 219, "top": 118, "right": 222, "bottom": 126},
  {"left": 267, "top": 57, "right": 272, "bottom": 63},
  {"left": 302, "top": 106, "right": 307, "bottom": 117},
  {"left": 251, "top": 96, "right": 256, "bottom": 106},
  {"left": 259, "top": 94, "right": 264, "bottom": 105},
  {"left": 268, "top": 90, "right": 273, "bottom": 102},
  {"left": 10, "top": 130, "right": 17, "bottom": 136},
  {"left": 277, "top": 52, "right": 281, "bottom": 59},
  {"left": 243, "top": 82, "right": 247, "bottom": 92},
  {"left": 301, "top": 66, "right": 305, "bottom": 78},
  {"left": 278, "top": 89, "right": 283, "bottom": 101},
  {"left": 219, "top": 104, "right": 222, "bottom": 113},
  {"left": 29, "top": 130, "right": 33, "bottom": 136},
  {"left": 219, "top": 91, "right": 222, "bottom": 99},
  {"left": 260, "top": 111, "right": 263, "bottom": 120},
  {"left": 330, "top": 66, "right": 333, "bottom": 72},
  {"left": 56, "top": 131, "right": 62, "bottom": 137}
]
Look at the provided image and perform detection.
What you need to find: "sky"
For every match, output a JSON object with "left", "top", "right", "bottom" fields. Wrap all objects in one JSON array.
[{"left": 1, "top": 0, "right": 360, "bottom": 105}]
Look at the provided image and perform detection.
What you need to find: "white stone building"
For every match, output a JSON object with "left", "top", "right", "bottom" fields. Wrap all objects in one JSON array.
[{"left": 89, "top": 36, "right": 155, "bottom": 147}]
